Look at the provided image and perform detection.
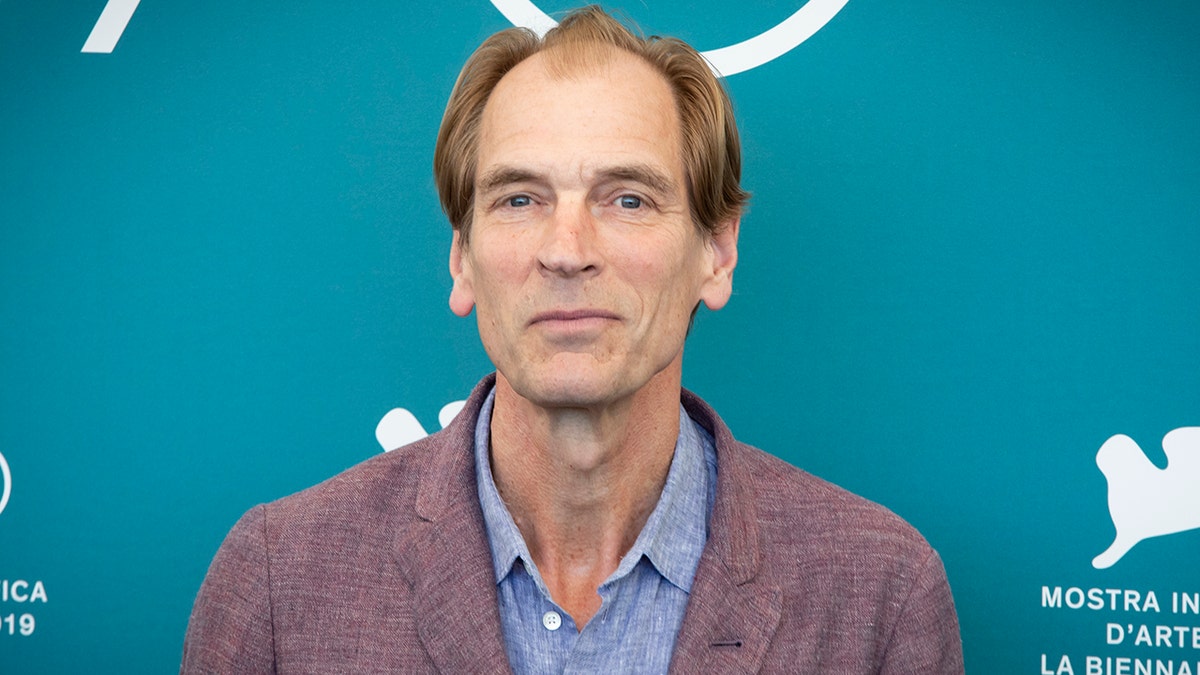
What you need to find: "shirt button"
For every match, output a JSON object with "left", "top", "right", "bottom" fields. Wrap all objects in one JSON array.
[{"left": 542, "top": 610, "right": 562, "bottom": 631}]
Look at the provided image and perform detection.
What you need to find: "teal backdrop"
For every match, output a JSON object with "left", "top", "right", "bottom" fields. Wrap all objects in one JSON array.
[{"left": 2, "top": 1, "right": 1198, "bottom": 672}]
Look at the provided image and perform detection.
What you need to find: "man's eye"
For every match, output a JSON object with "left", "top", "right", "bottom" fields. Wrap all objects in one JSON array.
[
  {"left": 617, "top": 195, "right": 642, "bottom": 209},
  {"left": 506, "top": 195, "right": 532, "bottom": 207}
]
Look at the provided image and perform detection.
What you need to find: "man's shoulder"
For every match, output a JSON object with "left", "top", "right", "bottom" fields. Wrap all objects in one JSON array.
[
  {"left": 733, "top": 441, "right": 933, "bottom": 559},
  {"left": 243, "top": 430, "right": 467, "bottom": 552},
  {"left": 685, "top": 391, "right": 934, "bottom": 564},
  {"left": 278, "top": 435, "right": 428, "bottom": 504},
  {"left": 222, "top": 378, "right": 494, "bottom": 565}
]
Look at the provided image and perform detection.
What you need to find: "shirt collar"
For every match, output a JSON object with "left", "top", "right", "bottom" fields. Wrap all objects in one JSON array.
[
  {"left": 474, "top": 387, "right": 535, "bottom": 587},
  {"left": 473, "top": 386, "right": 714, "bottom": 594}
]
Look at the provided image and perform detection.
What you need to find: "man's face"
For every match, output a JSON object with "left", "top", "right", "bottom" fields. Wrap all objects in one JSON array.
[{"left": 449, "top": 48, "right": 738, "bottom": 409}]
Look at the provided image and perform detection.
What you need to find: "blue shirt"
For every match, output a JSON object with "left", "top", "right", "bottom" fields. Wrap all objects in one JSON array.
[{"left": 474, "top": 388, "right": 718, "bottom": 674}]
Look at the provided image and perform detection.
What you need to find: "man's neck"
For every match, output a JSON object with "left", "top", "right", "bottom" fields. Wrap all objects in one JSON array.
[{"left": 488, "top": 367, "right": 683, "bottom": 628}]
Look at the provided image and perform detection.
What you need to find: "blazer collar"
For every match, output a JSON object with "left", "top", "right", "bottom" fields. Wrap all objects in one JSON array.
[{"left": 414, "top": 373, "right": 497, "bottom": 521}]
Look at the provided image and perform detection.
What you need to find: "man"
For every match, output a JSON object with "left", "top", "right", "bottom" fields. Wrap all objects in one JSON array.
[{"left": 183, "top": 6, "right": 963, "bottom": 673}]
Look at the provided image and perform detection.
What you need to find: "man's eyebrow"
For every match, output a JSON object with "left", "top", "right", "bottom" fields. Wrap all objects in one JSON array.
[
  {"left": 476, "top": 164, "right": 678, "bottom": 195},
  {"left": 476, "top": 167, "right": 543, "bottom": 194},
  {"left": 596, "top": 164, "right": 677, "bottom": 195}
]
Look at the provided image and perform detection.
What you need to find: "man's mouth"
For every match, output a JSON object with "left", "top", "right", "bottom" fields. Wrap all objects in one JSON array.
[{"left": 528, "top": 309, "right": 621, "bottom": 332}]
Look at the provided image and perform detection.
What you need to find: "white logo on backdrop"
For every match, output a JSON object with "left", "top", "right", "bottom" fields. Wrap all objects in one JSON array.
[
  {"left": 80, "top": 0, "right": 849, "bottom": 70},
  {"left": 376, "top": 401, "right": 467, "bottom": 452},
  {"left": 489, "top": 0, "right": 850, "bottom": 76},
  {"left": 0, "top": 450, "right": 11, "bottom": 517},
  {"left": 1093, "top": 427, "right": 1200, "bottom": 569},
  {"left": 82, "top": 0, "right": 142, "bottom": 53}
]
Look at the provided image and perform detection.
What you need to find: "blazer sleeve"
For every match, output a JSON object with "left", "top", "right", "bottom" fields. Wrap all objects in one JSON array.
[
  {"left": 880, "top": 548, "right": 965, "bottom": 675},
  {"left": 181, "top": 505, "right": 276, "bottom": 674}
]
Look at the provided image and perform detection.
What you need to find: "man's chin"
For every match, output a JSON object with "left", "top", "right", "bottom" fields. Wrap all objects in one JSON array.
[
  {"left": 522, "top": 383, "right": 618, "bottom": 410},
  {"left": 500, "top": 369, "right": 630, "bottom": 411}
]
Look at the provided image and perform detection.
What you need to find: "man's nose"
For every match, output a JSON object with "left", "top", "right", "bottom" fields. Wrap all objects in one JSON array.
[{"left": 536, "top": 198, "right": 601, "bottom": 277}]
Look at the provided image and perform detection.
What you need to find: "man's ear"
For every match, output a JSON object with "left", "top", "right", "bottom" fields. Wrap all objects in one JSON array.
[
  {"left": 699, "top": 217, "right": 739, "bottom": 311},
  {"left": 448, "top": 230, "right": 475, "bottom": 317}
]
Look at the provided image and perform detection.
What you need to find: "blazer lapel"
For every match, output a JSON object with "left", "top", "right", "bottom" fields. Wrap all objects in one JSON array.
[
  {"left": 393, "top": 376, "right": 514, "bottom": 674},
  {"left": 405, "top": 503, "right": 513, "bottom": 674},
  {"left": 670, "top": 559, "right": 782, "bottom": 673},
  {"left": 671, "top": 392, "right": 782, "bottom": 673}
]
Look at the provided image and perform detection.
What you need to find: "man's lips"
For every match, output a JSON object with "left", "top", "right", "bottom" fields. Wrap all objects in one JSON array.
[{"left": 528, "top": 309, "right": 620, "bottom": 325}]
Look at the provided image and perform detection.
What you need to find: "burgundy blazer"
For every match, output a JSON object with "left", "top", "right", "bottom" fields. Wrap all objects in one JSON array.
[{"left": 182, "top": 375, "right": 964, "bottom": 673}]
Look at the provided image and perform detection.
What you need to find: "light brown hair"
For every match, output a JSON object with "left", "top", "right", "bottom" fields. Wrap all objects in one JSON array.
[{"left": 433, "top": 5, "right": 749, "bottom": 243}]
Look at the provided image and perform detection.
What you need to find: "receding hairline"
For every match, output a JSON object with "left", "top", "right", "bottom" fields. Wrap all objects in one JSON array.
[
  {"left": 535, "top": 37, "right": 647, "bottom": 79},
  {"left": 489, "top": 38, "right": 672, "bottom": 94}
]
